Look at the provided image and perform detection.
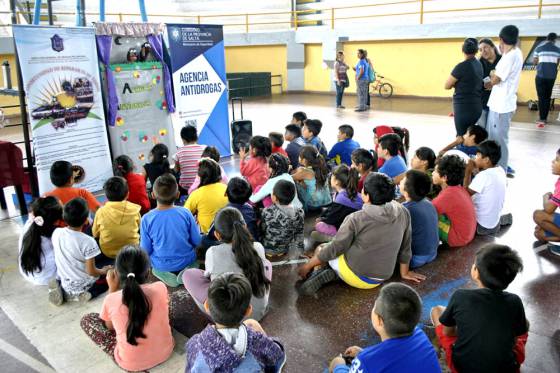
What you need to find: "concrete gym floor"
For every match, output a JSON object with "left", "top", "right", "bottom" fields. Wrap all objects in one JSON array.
[{"left": 0, "top": 93, "right": 559, "bottom": 372}]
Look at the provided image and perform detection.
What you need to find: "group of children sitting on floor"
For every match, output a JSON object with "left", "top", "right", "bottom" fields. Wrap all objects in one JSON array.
[{"left": 16, "top": 109, "right": 557, "bottom": 372}]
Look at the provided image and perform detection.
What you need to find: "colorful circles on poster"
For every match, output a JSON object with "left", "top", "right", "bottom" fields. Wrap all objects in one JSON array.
[
  {"left": 139, "top": 131, "right": 149, "bottom": 143},
  {"left": 120, "top": 130, "right": 130, "bottom": 142},
  {"left": 115, "top": 66, "right": 122, "bottom": 72},
  {"left": 138, "top": 153, "right": 145, "bottom": 161},
  {"left": 152, "top": 135, "right": 159, "bottom": 144},
  {"left": 159, "top": 128, "right": 167, "bottom": 136},
  {"left": 133, "top": 71, "right": 141, "bottom": 79},
  {"left": 116, "top": 117, "right": 124, "bottom": 126}
]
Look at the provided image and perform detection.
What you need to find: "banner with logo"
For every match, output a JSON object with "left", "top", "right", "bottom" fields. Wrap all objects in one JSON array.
[
  {"left": 165, "top": 24, "right": 231, "bottom": 156},
  {"left": 13, "top": 25, "right": 112, "bottom": 194},
  {"left": 107, "top": 62, "right": 175, "bottom": 164}
]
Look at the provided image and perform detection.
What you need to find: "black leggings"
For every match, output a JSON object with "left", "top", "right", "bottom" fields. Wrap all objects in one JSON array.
[
  {"left": 536, "top": 76, "right": 556, "bottom": 121},
  {"left": 453, "top": 103, "right": 482, "bottom": 136}
]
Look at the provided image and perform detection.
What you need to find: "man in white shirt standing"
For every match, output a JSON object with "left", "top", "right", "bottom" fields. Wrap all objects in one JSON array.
[{"left": 486, "top": 25, "right": 524, "bottom": 172}]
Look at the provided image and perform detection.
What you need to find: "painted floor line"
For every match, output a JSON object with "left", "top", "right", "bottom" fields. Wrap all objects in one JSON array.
[
  {"left": 271, "top": 258, "right": 308, "bottom": 266},
  {"left": 0, "top": 337, "right": 55, "bottom": 373}
]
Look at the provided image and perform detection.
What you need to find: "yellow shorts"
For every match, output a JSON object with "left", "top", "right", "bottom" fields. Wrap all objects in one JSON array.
[{"left": 329, "top": 255, "right": 383, "bottom": 290}]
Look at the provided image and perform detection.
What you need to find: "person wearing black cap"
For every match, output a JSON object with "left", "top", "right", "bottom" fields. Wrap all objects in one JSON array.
[
  {"left": 533, "top": 32, "right": 560, "bottom": 128},
  {"left": 445, "top": 38, "right": 483, "bottom": 139},
  {"left": 486, "top": 25, "right": 523, "bottom": 172}
]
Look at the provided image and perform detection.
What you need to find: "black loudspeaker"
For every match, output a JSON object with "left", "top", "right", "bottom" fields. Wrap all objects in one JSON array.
[
  {"left": 231, "top": 98, "right": 253, "bottom": 153},
  {"left": 231, "top": 120, "right": 252, "bottom": 153}
]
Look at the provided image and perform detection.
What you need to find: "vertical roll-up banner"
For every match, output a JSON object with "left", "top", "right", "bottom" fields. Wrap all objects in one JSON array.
[
  {"left": 165, "top": 24, "right": 231, "bottom": 156},
  {"left": 12, "top": 26, "right": 112, "bottom": 194}
]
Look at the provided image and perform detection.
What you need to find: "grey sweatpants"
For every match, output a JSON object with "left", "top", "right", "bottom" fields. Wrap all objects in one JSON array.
[
  {"left": 356, "top": 79, "right": 369, "bottom": 110},
  {"left": 486, "top": 110, "right": 514, "bottom": 170}
]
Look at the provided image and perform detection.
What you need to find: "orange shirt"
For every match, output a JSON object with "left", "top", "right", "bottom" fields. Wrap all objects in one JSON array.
[
  {"left": 45, "top": 187, "right": 101, "bottom": 211},
  {"left": 100, "top": 282, "right": 174, "bottom": 371}
]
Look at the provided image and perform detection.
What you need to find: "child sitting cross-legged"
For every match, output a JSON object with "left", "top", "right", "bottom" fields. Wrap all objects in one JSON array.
[
  {"left": 19, "top": 196, "right": 62, "bottom": 286},
  {"left": 188, "top": 146, "right": 228, "bottom": 195},
  {"left": 329, "top": 283, "right": 440, "bottom": 373},
  {"left": 45, "top": 160, "right": 101, "bottom": 212},
  {"left": 185, "top": 158, "right": 229, "bottom": 234},
  {"left": 50, "top": 198, "right": 111, "bottom": 305},
  {"left": 351, "top": 148, "right": 377, "bottom": 192},
  {"left": 327, "top": 124, "right": 361, "bottom": 166},
  {"left": 174, "top": 125, "right": 206, "bottom": 194},
  {"left": 431, "top": 244, "right": 528, "bottom": 373},
  {"left": 239, "top": 135, "right": 272, "bottom": 191},
  {"left": 302, "top": 119, "right": 328, "bottom": 158},
  {"left": 311, "top": 164, "right": 363, "bottom": 245},
  {"left": 198, "top": 177, "right": 259, "bottom": 258},
  {"left": 81, "top": 246, "right": 174, "bottom": 372},
  {"left": 261, "top": 180, "right": 305, "bottom": 258},
  {"left": 249, "top": 153, "right": 302, "bottom": 209},
  {"left": 185, "top": 273, "right": 285, "bottom": 372},
  {"left": 284, "top": 124, "right": 306, "bottom": 169},
  {"left": 377, "top": 133, "right": 407, "bottom": 183},
  {"left": 533, "top": 148, "right": 560, "bottom": 255},
  {"left": 141, "top": 174, "right": 201, "bottom": 287},
  {"left": 438, "top": 124, "right": 488, "bottom": 159},
  {"left": 432, "top": 155, "right": 476, "bottom": 247},
  {"left": 291, "top": 110, "right": 307, "bottom": 127},
  {"left": 400, "top": 170, "right": 439, "bottom": 268},
  {"left": 114, "top": 155, "right": 151, "bottom": 214},
  {"left": 410, "top": 146, "right": 440, "bottom": 199},
  {"left": 464, "top": 140, "right": 512, "bottom": 235},
  {"left": 183, "top": 207, "right": 272, "bottom": 321},
  {"left": 297, "top": 173, "right": 425, "bottom": 296},
  {"left": 292, "top": 145, "right": 332, "bottom": 211},
  {"left": 269, "top": 131, "right": 288, "bottom": 158},
  {"left": 92, "top": 176, "right": 141, "bottom": 265}
]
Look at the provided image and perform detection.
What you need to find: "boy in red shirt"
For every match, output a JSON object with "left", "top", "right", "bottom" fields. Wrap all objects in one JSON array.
[
  {"left": 45, "top": 161, "right": 101, "bottom": 212},
  {"left": 533, "top": 148, "right": 560, "bottom": 255},
  {"left": 269, "top": 132, "right": 288, "bottom": 158},
  {"left": 432, "top": 155, "right": 476, "bottom": 247}
]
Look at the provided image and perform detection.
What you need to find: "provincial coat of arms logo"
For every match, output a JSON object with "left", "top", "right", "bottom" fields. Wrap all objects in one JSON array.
[{"left": 51, "top": 34, "right": 63, "bottom": 52}]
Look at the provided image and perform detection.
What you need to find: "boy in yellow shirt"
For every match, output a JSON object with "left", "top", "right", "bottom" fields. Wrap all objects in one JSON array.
[
  {"left": 92, "top": 177, "right": 141, "bottom": 264},
  {"left": 185, "top": 158, "right": 228, "bottom": 233}
]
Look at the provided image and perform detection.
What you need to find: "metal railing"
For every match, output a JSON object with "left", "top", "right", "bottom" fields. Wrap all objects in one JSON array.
[{"left": 0, "top": 0, "right": 559, "bottom": 33}]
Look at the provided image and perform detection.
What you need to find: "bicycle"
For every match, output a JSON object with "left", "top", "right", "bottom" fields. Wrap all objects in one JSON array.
[{"left": 370, "top": 74, "right": 393, "bottom": 99}]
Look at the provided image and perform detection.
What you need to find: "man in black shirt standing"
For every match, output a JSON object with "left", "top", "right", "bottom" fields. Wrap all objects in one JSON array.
[{"left": 431, "top": 244, "right": 528, "bottom": 373}]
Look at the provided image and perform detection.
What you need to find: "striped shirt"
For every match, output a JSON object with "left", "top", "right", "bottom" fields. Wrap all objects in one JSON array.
[
  {"left": 174, "top": 144, "right": 206, "bottom": 189},
  {"left": 535, "top": 41, "right": 560, "bottom": 79}
]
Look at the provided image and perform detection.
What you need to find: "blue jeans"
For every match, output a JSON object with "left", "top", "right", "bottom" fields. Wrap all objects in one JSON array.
[
  {"left": 410, "top": 252, "right": 437, "bottom": 269},
  {"left": 336, "top": 83, "right": 346, "bottom": 106},
  {"left": 487, "top": 110, "right": 513, "bottom": 170}
]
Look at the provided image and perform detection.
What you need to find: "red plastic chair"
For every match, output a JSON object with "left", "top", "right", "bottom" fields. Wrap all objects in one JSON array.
[{"left": 0, "top": 141, "right": 28, "bottom": 215}]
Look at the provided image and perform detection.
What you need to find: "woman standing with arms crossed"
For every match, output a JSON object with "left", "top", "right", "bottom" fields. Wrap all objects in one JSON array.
[
  {"left": 445, "top": 38, "right": 483, "bottom": 139},
  {"left": 334, "top": 51, "right": 350, "bottom": 109},
  {"left": 477, "top": 38, "right": 501, "bottom": 128}
]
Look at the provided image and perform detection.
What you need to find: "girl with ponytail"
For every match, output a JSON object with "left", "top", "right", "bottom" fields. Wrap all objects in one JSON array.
[
  {"left": 249, "top": 153, "right": 303, "bottom": 209},
  {"left": 292, "top": 145, "right": 332, "bottom": 211},
  {"left": 311, "top": 164, "right": 364, "bottom": 244},
  {"left": 19, "top": 197, "right": 62, "bottom": 285},
  {"left": 81, "top": 246, "right": 174, "bottom": 372},
  {"left": 141, "top": 144, "right": 171, "bottom": 204},
  {"left": 182, "top": 207, "right": 272, "bottom": 321}
]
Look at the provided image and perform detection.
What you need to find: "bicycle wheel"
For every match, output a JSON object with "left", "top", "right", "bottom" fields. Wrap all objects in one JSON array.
[{"left": 378, "top": 83, "right": 393, "bottom": 99}]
